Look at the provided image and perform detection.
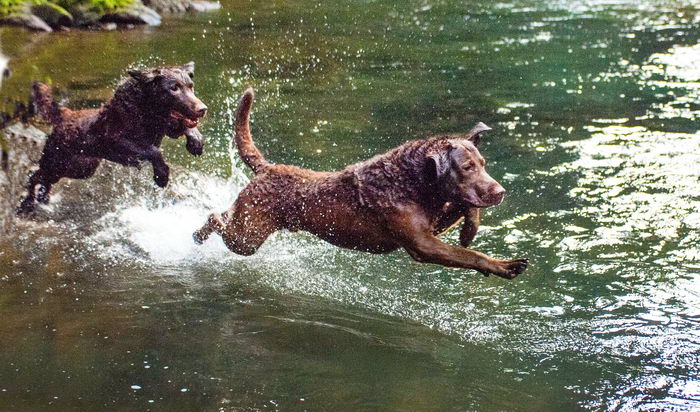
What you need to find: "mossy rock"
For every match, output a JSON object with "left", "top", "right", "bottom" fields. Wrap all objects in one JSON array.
[
  {"left": 0, "top": 0, "right": 212, "bottom": 30},
  {"left": 69, "top": 3, "right": 100, "bottom": 26},
  {"left": 189, "top": 1, "right": 218, "bottom": 12},
  {"left": 142, "top": 0, "right": 218, "bottom": 14},
  {"left": 0, "top": 12, "right": 52, "bottom": 31},
  {"left": 31, "top": 3, "right": 73, "bottom": 28},
  {"left": 99, "top": 1, "right": 160, "bottom": 25}
]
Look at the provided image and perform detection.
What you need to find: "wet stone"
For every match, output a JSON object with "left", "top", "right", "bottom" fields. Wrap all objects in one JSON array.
[
  {"left": 143, "top": 0, "right": 220, "bottom": 14},
  {"left": 31, "top": 4, "right": 73, "bottom": 29},
  {"left": 0, "top": 13, "right": 52, "bottom": 32},
  {"left": 100, "top": 2, "right": 161, "bottom": 26},
  {"left": 0, "top": 122, "right": 47, "bottom": 233}
]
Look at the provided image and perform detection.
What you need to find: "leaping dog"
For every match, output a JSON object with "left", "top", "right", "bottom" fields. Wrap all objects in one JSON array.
[
  {"left": 18, "top": 62, "right": 207, "bottom": 215},
  {"left": 194, "top": 88, "right": 527, "bottom": 279}
]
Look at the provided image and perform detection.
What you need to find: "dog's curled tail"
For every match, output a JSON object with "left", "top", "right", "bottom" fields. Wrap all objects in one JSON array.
[
  {"left": 234, "top": 88, "right": 268, "bottom": 174},
  {"left": 31, "top": 82, "right": 62, "bottom": 126}
]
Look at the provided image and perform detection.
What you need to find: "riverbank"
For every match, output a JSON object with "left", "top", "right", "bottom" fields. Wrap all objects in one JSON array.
[
  {"left": 0, "top": 0, "right": 219, "bottom": 31},
  {"left": 1, "top": 0, "right": 699, "bottom": 409}
]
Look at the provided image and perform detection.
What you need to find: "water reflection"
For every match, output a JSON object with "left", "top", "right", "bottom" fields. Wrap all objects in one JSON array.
[
  {"left": 1, "top": 0, "right": 700, "bottom": 410},
  {"left": 551, "top": 38, "right": 700, "bottom": 409}
]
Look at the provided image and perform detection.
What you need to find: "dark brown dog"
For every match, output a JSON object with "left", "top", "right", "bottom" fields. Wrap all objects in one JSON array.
[
  {"left": 194, "top": 88, "right": 528, "bottom": 279},
  {"left": 17, "top": 62, "right": 207, "bottom": 215}
]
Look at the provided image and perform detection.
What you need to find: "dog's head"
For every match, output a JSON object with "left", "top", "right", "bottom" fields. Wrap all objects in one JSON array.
[
  {"left": 128, "top": 62, "right": 207, "bottom": 128},
  {"left": 424, "top": 123, "right": 506, "bottom": 208}
]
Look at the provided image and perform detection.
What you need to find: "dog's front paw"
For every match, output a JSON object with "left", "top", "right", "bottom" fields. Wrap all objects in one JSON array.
[
  {"left": 154, "top": 165, "right": 170, "bottom": 188},
  {"left": 491, "top": 258, "right": 528, "bottom": 280},
  {"left": 185, "top": 128, "right": 204, "bottom": 156},
  {"left": 186, "top": 137, "right": 204, "bottom": 156}
]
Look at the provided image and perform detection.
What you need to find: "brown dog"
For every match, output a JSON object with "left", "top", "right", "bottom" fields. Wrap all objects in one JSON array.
[
  {"left": 194, "top": 89, "right": 528, "bottom": 279},
  {"left": 17, "top": 62, "right": 207, "bottom": 215}
]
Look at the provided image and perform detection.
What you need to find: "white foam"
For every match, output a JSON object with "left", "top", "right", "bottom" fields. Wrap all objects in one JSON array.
[
  {"left": 119, "top": 200, "right": 230, "bottom": 264},
  {"left": 89, "top": 171, "right": 246, "bottom": 265}
]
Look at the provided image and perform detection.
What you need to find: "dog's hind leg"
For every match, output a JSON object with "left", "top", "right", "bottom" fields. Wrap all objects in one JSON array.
[
  {"left": 35, "top": 172, "right": 62, "bottom": 204},
  {"left": 36, "top": 182, "right": 52, "bottom": 204},
  {"left": 63, "top": 156, "right": 101, "bottom": 179},
  {"left": 194, "top": 201, "right": 278, "bottom": 256},
  {"left": 222, "top": 206, "right": 278, "bottom": 255},
  {"left": 17, "top": 170, "right": 42, "bottom": 214},
  {"left": 17, "top": 168, "right": 58, "bottom": 213},
  {"left": 193, "top": 212, "right": 225, "bottom": 244}
]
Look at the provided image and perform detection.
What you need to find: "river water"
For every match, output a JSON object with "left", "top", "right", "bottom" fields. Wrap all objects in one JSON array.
[{"left": 1, "top": 0, "right": 699, "bottom": 410}]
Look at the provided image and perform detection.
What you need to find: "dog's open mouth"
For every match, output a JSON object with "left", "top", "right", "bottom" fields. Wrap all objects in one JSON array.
[{"left": 170, "top": 111, "right": 200, "bottom": 129}]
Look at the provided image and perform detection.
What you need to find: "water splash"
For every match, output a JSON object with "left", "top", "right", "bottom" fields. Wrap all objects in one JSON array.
[{"left": 90, "top": 171, "right": 242, "bottom": 265}]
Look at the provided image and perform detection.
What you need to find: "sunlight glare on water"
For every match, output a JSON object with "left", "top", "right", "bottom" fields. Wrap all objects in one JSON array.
[{"left": 1, "top": 0, "right": 700, "bottom": 410}]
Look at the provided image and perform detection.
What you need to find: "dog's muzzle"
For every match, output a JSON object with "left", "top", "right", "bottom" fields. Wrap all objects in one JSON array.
[{"left": 170, "top": 110, "right": 201, "bottom": 128}]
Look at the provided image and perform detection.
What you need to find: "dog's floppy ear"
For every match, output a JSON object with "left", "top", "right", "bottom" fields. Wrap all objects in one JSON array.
[
  {"left": 425, "top": 150, "right": 451, "bottom": 182},
  {"left": 128, "top": 69, "right": 147, "bottom": 82},
  {"left": 182, "top": 61, "right": 195, "bottom": 78},
  {"left": 464, "top": 122, "right": 491, "bottom": 147},
  {"left": 128, "top": 68, "right": 161, "bottom": 83}
]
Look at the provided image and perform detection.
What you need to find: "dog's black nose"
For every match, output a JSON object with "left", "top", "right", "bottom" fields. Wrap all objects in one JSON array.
[
  {"left": 490, "top": 186, "right": 506, "bottom": 205},
  {"left": 197, "top": 105, "right": 207, "bottom": 117}
]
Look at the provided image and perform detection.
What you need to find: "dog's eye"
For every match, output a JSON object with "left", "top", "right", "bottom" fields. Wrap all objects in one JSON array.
[
  {"left": 169, "top": 84, "right": 179, "bottom": 92},
  {"left": 462, "top": 163, "right": 474, "bottom": 171}
]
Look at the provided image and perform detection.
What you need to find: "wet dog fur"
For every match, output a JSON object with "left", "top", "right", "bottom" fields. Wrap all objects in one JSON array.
[
  {"left": 194, "top": 88, "right": 528, "bottom": 279},
  {"left": 18, "top": 62, "right": 207, "bottom": 215}
]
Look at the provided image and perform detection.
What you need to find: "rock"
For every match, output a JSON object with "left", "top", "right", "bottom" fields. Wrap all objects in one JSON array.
[
  {"left": 143, "top": 0, "right": 218, "bottom": 14},
  {"left": 142, "top": 0, "right": 184, "bottom": 14},
  {"left": 0, "top": 0, "right": 221, "bottom": 31},
  {"left": 0, "top": 52, "right": 9, "bottom": 89},
  {"left": 100, "top": 22, "right": 118, "bottom": 30},
  {"left": 1, "top": 0, "right": 215, "bottom": 31},
  {"left": 189, "top": 1, "right": 220, "bottom": 12},
  {"left": 100, "top": 2, "right": 161, "bottom": 26},
  {"left": 70, "top": 4, "right": 101, "bottom": 27},
  {"left": 31, "top": 3, "right": 73, "bottom": 29},
  {"left": 0, "top": 13, "right": 52, "bottom": 32},
  {"left": 0, "top": 121, "right": 47, "bottom": 231}
]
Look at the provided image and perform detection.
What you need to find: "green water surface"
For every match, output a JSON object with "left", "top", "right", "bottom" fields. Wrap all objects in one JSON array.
[{"left": 1, "top": 0, "right": 699, "bottom": 410}]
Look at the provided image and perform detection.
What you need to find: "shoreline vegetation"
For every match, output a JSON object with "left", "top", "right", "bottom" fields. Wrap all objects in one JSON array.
[{"left": 0, "top": 0, "right": 220, "bottom": 31}]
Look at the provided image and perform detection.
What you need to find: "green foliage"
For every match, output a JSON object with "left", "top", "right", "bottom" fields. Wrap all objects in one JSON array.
[
  {"left": 57, "top": 0, "right": 133, "bottom": 13},
  {"left": 88, "top": 0, "right": 133, "bottom": 13},
  {"left": 0, "top": 0, "right": 133, "bottom": 17},
  {"left": 0, "top": 0, "right": 26, "bottom": 16},
  {"left": 32, "top": 0, "right": 71, "bottom": 17}
]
